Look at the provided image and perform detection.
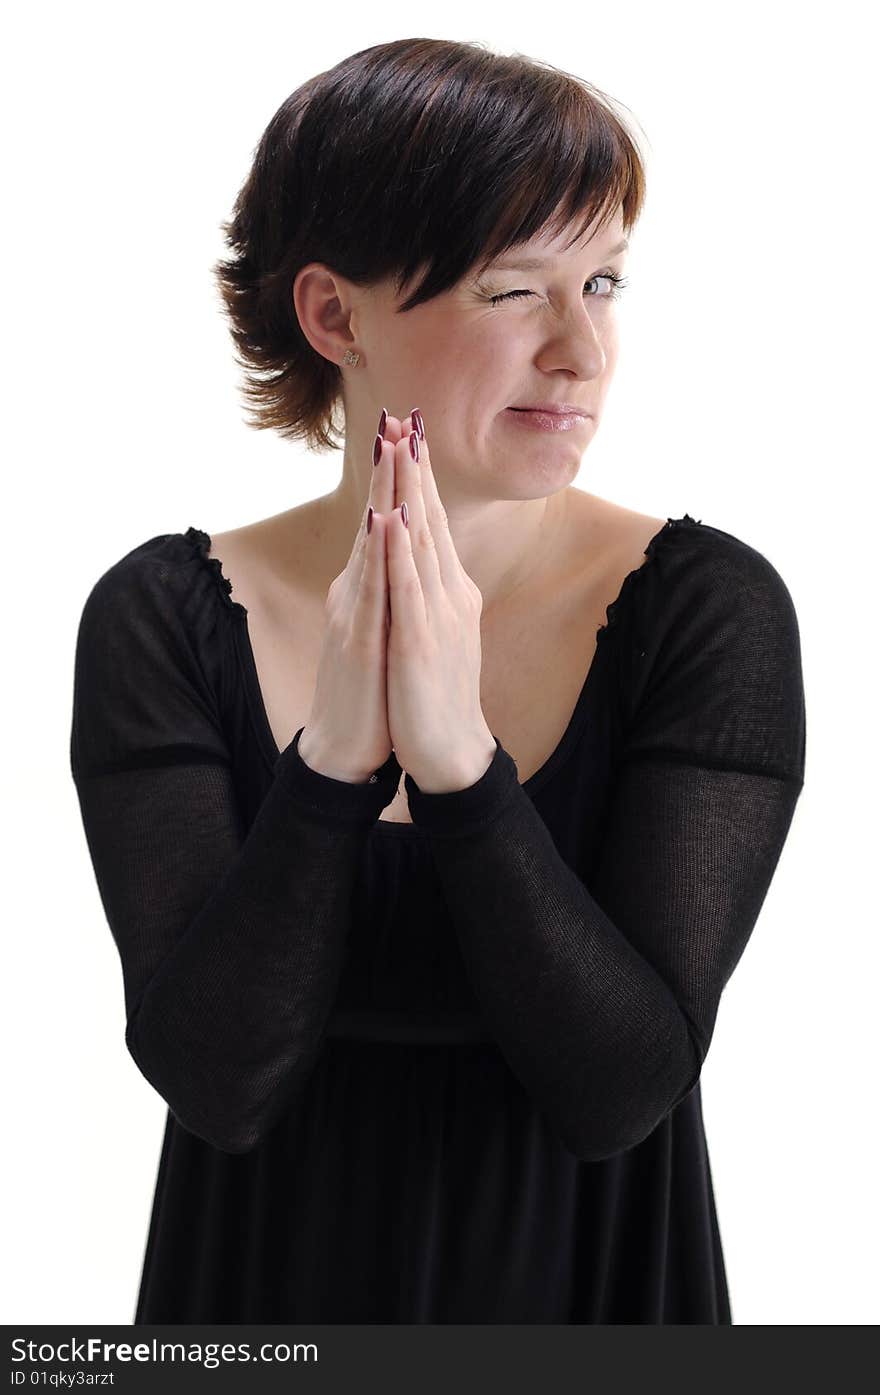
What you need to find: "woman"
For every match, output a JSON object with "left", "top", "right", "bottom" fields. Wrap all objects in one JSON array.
[{"left": 69, "top": 38, "right": 806, "bottom": 1323}]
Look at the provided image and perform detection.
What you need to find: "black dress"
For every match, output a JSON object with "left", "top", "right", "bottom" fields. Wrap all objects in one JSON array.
[{"left": 69, "top": 512, "right": 806, "bottom": 1323}]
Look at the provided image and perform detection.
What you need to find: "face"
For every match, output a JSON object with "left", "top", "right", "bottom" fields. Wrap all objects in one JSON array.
[{"left": 347, "top": 208, "right": 630, "bottom": 502}]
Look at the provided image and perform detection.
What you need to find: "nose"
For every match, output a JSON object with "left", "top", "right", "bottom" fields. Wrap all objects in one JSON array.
[{"left": 538, "top": 306, "right": 606, "bottom": 380}]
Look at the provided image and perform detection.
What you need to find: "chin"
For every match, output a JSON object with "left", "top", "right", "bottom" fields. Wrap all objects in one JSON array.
[
  {"left": 497, "top": 443, "right": 587, "bottom": 496},
  {"left": 491, "top": 464, "right": 583, "bottom": 503}
]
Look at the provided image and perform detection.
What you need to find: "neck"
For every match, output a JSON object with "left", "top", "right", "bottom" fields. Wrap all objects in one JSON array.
[{"left": 320, "top": 468, "right": 573, "bottom": 617}]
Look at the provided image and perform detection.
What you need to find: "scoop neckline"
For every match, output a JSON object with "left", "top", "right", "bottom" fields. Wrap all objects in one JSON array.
[{"left": 183, "top": 514, "right": 702, "bottom": 838}]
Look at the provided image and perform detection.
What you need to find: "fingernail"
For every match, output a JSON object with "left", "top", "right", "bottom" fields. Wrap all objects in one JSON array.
[
  {"left": 367, "top": 506, "right": 373, "bottom": 534},
  {"left": 377, "top": 407, "right": 388, "bottom": 437},
  {"left": 409, "top": 431, "right": 420, "bottom": 462},
  {"left": 412, "top": 408, "right": 425, "bottom": 440},
  {"left": 401, "top": 501, "right": 408, "bottom": 528},
  {"left": 373, "top": 434, "right": 382, "bottom": 467}
]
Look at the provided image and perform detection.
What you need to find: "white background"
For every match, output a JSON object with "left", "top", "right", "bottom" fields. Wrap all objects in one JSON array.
[{"left": 3, "top": 0, "right": 877, "bottom": 1325}]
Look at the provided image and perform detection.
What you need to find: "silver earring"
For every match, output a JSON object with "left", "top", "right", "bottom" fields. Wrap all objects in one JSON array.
[{"left": 342, "top": 349, "right": 360, "bottom": 366}]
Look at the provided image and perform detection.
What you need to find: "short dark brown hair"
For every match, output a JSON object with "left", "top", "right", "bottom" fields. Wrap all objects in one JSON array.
[{"left": 212, "top": 38, "right": 648, "bottom": 453}]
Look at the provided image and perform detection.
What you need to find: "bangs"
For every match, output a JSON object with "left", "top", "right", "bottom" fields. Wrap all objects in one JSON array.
[
  {"left": 285, "top": 39, "right": 647, "bottom": 312},
  {"left": 385, "top": 55, "right": 647, "bottom": 310}
]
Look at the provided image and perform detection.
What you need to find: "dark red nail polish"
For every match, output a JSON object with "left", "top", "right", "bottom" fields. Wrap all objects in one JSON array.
[
  {"left": 401, "top": 501, "right": 408, "bottom": 528},
  {"left": 412, "top": 408, "right": 425, "bottom": 440},
  {"left": 378, "top": 407, "right": 387, "bottom": 437},
  {"left": 409, "top": 431, "right": 420, "bottom": 462},
  {"left": 373, "top": 434, "right": 382, "bottom": 467},
  {"left": 367, "top": 506, "right": 373, "bottom": 534}
]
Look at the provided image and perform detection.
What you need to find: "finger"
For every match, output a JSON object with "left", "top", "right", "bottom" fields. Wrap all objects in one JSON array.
[
  {"left": 383, "top": 413, "right": 408, "bottom": 446},
  {"left": 393, "top": 425, "right": 443, "bottom": 601},
  {"left": 398, "top": 410, "right": 460, "bottom": 589},
  {"left": 351, "top": 506, "right": 389, "bottom": 641},
  {"left": 338, "top": 414, "right": 396, "bottom": 608},
  {"left": 342, "top": 407, "right": 413, "bottom": 603},
  {"left": 385, "top": 499, "right": 427, "bottom": 635}
]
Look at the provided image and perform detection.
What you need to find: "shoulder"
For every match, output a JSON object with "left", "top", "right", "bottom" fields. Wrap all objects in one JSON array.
[
  {"left": 566, "top": 488, "right": 667, "bottom": 571},
  {"left": 71, "top": 528, "right": 241, "bottom": 780},
  {"left": 206, "top": 501, "right": 332, "bottom": 631},
  {"left": 620, "top": 512, "right": 805, "bottom": 782},
  {"left": 638, "top": 513, "right": 803, "bottom": 652},
  {"left": 82, "top": 525, "right": 242, "bottom": 614},
  {"left": 568, "top": 493, "right": 799, "bottom": 637},
  {"left": 74, "top": 526, "right": 245, "bottom": 683},
  {"left": 564, "top": 485, "right": 800, "bottom": 638}
]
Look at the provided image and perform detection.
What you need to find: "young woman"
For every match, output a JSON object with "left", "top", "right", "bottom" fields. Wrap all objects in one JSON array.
[{"left": 70, "top": 37, "right": 806, "bottom": 1323}]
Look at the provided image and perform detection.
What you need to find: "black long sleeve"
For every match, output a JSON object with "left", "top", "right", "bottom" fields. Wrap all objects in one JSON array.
[
  {"left": 70, "top": 537, "right": 402, "bottom": 1154},
  {"left": 404, "top": 526, "right": 806, "bottom": 1162}
]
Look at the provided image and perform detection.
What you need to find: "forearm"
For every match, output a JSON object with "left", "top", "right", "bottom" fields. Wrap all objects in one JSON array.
[
  {"left": 113, "top": 732, "right": 403, "bottom": 1153},
  {"left": 405, "top": 745, "right": 700, "bottom": 1161}
]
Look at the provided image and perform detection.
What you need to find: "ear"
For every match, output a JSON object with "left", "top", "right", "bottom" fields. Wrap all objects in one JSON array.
[{"left": 292, "top": 262, "right": 360, "bottom": 366}]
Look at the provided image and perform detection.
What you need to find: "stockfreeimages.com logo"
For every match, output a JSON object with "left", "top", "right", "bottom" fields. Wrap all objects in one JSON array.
[{"left": 10, "top": 1336, "right": 318, "bottom": 1370}]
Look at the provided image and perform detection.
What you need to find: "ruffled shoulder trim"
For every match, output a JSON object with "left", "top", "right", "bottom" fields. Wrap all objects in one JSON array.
[
  {"left": 595, "top": 512, "right": 704, "bottom": 643},
  {"left": 181, "top": 516, "right": 705, "bottom": 636},
  {"left": 181, "top": 525, "right": 249, "bottom": 617}
]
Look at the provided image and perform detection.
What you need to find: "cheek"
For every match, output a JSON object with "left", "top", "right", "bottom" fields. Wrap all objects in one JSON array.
[
  {"left": 471, "top": 322, "right": 524, "bottom": 368},
  {"left": 602, "top": 332, "right": 619, "bottom": 366},
  {"left": 598, "top": 308, "right": 621, "bottom": 351},
  {"left": 438, "top": 327, "right": 506, "bottom": 384}
]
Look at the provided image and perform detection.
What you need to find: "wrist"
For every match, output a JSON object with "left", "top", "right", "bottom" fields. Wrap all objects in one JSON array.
[
  {"left": 411, "top": 731, "right": 498, "bottom": 794},
  {"left": 296, "top": 728, "right": 376, "bottom": 785}
]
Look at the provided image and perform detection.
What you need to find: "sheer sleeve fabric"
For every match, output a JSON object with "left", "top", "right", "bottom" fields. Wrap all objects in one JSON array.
[
  {"left": 70, "top": 535, "right": 402, "bottom": 1154},
  {"left": 404, "top": 525, "right": 806, "bottom": 1162}
]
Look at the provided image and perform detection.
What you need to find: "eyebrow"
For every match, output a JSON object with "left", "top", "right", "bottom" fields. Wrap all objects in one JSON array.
[{"left": 487, "top": 238, "right": 630, "bottom": 271}]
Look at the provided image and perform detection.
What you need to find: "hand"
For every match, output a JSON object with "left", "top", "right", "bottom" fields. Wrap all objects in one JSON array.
[
  {"left": 384, "top": 410, "right": 497, "bottom": 792},
  {"left": 297, "top": 408, "right": 397, "bottom": 783}
]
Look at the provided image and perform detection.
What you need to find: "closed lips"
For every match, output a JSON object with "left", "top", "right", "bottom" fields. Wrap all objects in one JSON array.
[{"left": 509, "top": 405, "right": 587, "bottom": 414}]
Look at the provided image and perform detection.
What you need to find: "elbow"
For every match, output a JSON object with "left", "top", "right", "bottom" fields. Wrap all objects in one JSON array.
[
  {"left": 559, "top": 1122, "right": 666, "bottom": 1164},
  {"left": 124, "top": 1014, "right": 275, "bottom": 1156},
  {"left": 187, "top": 1120, "right": 265, "bottom": 1155},
  {"left": 554, "top": 1039, "right": 704, "bottom": 1164},
  {"left": 165, "top": 1102, "right": 268, "bottom": 1155},
  {"left": 557, "top": 1121, "right": 652, "bottom": 1164}
]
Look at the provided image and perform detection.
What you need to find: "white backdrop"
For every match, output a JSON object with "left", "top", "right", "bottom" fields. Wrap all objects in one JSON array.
[{"left": 4, "top": 0, "right": 876, "bottom": 1326}]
